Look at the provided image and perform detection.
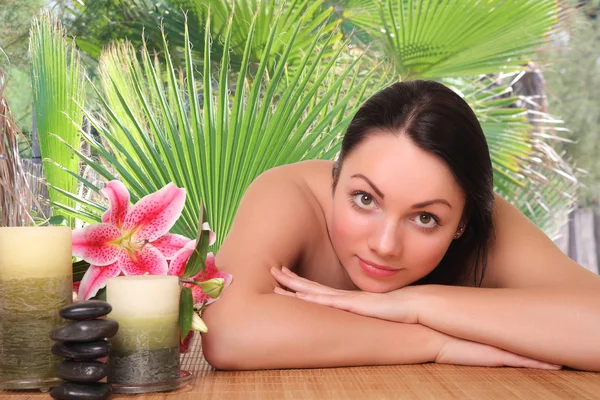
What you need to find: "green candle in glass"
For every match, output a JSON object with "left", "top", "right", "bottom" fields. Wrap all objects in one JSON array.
[
  {"left": 106, "top": 275, "right": 180, "bottom": 386},
  {"left": 0, "top": 226, "right": 73, "bottom": 388}
]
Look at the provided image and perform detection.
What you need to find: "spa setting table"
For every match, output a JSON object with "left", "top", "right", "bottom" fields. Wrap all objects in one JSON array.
[{"left": 2, "top": 340, "right": 600, "bottom": 400}]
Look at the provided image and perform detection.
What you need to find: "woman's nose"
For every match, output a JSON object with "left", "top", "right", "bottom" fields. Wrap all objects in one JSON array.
[{"left": 368, "top": 220, "right": 402, "bottom": 258}]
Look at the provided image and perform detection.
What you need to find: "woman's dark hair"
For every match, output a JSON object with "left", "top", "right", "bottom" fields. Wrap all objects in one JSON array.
[{"left": 332, "top": 80, "right": 494, "bottom": 286}]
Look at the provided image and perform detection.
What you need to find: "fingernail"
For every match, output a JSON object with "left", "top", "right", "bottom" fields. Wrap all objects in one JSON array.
[
  {"left": 274, "top": 287, "right": 285, "bottom": 294},
  {"left": 282, "top": 266, "right": 290, "bottom": 273}
]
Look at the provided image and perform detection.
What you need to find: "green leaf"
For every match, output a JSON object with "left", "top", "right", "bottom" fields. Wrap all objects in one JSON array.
[
  {"left": 48, "top": 216, "right": 67, "bottom": 226},
  {"left": 29, "top": 11, "right": 85, "bottom": 227},
  {"left": 63, "top": 8, "right": 387, "bottom": 248},
  {"left": 93, "top": 287, "right": 107, "bottom": 301},
  {"left": 179, "top": 286, "right": 194, "bottom": 341},
  {"left": 183, "top": 203, "right": 208, "bottom": 279},
  {"left": 345, "top": 0, "right": 563, "bottom": 79},
  {"left": 72, "top": 260, "right": 91, "bottom": 282}
]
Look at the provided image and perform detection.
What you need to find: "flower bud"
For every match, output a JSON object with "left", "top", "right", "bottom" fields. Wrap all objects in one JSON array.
[
  {"left": 198, "top": 277, "right": 225, "bottom": 299},
  {"left": 191, "top": 312, "right": 208, "bottom": 333}
]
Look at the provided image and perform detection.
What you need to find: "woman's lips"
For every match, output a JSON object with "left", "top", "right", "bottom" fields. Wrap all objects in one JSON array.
[{"left": 357, "top": 257, "right": 399, "bottom": 278}]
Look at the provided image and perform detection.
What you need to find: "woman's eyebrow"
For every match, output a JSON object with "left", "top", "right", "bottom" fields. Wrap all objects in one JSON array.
[
  {"left": 411, "top": 199, "right": 452, "bottom": 209},
  {"left": 351, "top": 174, "right": 384, "bottom": 199},
  {"left": 351, "top": 174, "right": 452, "bottom": 209}
]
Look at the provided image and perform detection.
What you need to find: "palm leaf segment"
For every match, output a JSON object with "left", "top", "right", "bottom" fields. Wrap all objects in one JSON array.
[
  {"left": 56, "top": 11, "right": 388, "bottom": 246},
  {"left": 340, "top": 0, "right": 560, "bottom": 79}
]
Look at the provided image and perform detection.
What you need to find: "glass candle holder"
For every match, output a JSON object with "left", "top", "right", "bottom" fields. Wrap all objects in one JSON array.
[
  {"left": 0, "top": 226, "right": 73, "bottom": 389},
  {"left": 106, "top": 275, "right": 180, "bottom": 388}
]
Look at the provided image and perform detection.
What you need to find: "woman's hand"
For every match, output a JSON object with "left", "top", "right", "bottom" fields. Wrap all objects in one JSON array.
[{"left": 271, "top": 266, "right": 420, "bottom": 324}]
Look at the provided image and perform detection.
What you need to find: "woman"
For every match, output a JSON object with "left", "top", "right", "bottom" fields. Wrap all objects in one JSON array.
[{"left": 202, "top": 80, "right": 600, "bottom": 371}]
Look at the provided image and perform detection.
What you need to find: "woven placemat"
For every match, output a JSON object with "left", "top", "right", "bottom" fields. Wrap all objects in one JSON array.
[{"left": 2, "top": 337, "right": 600, "bottom": 399}]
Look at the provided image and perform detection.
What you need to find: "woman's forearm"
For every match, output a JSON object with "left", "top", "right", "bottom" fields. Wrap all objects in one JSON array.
[
  {"left": 201, "top": 292, "right": 442, "bottom": 370},
  {"left": 417, "top": 285, "right": 600, "bottom": 371}
]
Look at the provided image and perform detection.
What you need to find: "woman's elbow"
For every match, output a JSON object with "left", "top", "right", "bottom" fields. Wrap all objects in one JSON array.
[{"left": 201, "top": 301, "right": 262, "bottom": 371}]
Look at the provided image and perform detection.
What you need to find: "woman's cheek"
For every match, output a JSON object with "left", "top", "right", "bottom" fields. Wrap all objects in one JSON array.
[{"left": 405, "top": 235, "right": 451, "bottom": 274}]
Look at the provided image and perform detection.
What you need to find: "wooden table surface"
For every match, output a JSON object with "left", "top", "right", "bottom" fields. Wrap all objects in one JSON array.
[{"left": 2, "top": 340, "right": 600, "bottom": 400}]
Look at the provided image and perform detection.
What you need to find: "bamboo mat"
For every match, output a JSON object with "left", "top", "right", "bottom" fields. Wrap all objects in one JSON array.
[{"left": 2, "top": 337, "right": 600, "bottom": 399}]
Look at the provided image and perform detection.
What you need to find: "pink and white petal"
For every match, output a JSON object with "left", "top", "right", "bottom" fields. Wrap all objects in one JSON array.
[
  {"left": 119, "top": 245, "right": 168, "bottom": 276},
  {"left": 167, "top": 240, "right": 196, "bottom": 276},
  {"left": 72, "top": 223, "right": 122, "bottom": 266},
  {"left": 100, "top": 181, "right": 131, "bottom": 227},
  {"left": 152, "top": 233, "right": 192, "bottom": 260},
  {"left": 78, "top": 263, "right": 121, "bottom": 301},
  {"left": 102, "top": 205, "right": 132, "bottom": 225},
  {"left": 124, "top": 183, "right": 186, "bottom": 243},
  {"left": 193, "top": 252, "right": 233, "bottom": 287},
  {"left": 202, "top": 222, "right": 216, "bottom": 246}
]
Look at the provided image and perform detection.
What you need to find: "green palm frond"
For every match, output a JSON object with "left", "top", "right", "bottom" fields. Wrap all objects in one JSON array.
[
  {"left": 55, "top": 11, "right": 389, "bottom": 246},
  {"left": 347, "top": 0, "right": 563, "bottom": 79},
  {"left": 449, "top": 75, "right": 577, "bottom": 236},
  {"left": 29, "top": 12, "right": 85, "bottom": 227}
]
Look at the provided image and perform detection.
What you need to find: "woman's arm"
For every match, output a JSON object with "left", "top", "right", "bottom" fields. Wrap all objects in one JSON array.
[
  {"left": 277, "top": 195, "right": 600, "bottom": 371},
  {"left": 201, "top": 166, "right": 556, "bottom": 370},
  {"left": 418, "top": 195, "right": 600, "bottom": 371},
  {"left": 416, "top": 285, "right": 600, "bottom": 371}
]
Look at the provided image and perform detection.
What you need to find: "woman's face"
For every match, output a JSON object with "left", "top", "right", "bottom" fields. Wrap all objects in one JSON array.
[{"left": 330, "top": 132, "right": 466, "bottom": 293}]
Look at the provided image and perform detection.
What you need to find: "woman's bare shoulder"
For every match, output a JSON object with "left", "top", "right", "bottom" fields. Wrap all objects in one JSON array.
[
  {"left": 215, "top": 161, "right": 333, "bottom": 292},
  {"left": 481, "top": 194, "right": 600, "bottom": 289}
]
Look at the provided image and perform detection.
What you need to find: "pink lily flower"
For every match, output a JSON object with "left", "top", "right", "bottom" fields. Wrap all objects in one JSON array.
[
  {"left": 73, "top": 180, "right": 193, "bottom": 300},
  {"left": 169, "top": 243, "right": 232, "bottom": 306}
]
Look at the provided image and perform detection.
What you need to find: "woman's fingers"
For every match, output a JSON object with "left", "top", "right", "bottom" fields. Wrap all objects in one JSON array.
[
  {"left": 273, "top": 286, "right": 296, "bottom": 297},
  {"left": 270, "top": 266, "right": 341, "bottom": 295},
  {"left": 294, "top": 292, "right": 355, "bottom": 312}
]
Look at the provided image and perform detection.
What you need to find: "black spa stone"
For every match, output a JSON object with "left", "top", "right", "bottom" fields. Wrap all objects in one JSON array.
[
  {"left": 51, "top": 340, "right": 110, "bottom": 359},
  {"left": 51, "top": 319, "right": 119, "bottom": 342},
  {"left": 59, "top": 300, "right": 112, "bottom": 320},
  {"left": 50, "top": 381, "right": 112, "bottom": 400},
  {"left": 56, "top": 360, "right": 109, "bottom": 383}
]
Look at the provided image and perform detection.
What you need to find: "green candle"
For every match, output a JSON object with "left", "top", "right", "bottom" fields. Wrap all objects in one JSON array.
[
  {"left": 106, "top": 275, "right": 180, "bottom": 386},
  {"left": 0, "top": 226, "right": 72, "bottom": 387}
]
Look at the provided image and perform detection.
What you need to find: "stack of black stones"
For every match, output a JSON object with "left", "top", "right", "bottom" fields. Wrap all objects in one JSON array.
[{"left": 49, "top": 300, "right": 118, "bottom": 400}]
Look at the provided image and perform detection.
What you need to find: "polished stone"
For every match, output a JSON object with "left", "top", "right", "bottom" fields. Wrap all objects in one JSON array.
[
  {"left": 56, "top": 360, "right": 108, "bottom": 383},
  {"left": 50, "top": 381, "right": 112, "bottom": 400},
  {"left": 59, "top": 301, "right": 112, "bottom": 320},
  {"left": 51, "top": 319, "right": 119, "bottom": 342},
  {"left": 51, "top": 340, "right": 110, "bottom": 359}
]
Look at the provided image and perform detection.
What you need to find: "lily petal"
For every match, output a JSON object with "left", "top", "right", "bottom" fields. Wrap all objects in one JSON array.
[
  {"left": 152, "top": 233, "right": 192, "bottom": 260},
  {"left": 124, "top": 183, "right": 186, "bottom": 243},
  {"left": 198, "top": 252, "right": 233, "bottom": 287},
  {"left": 119, "top": 245, "right": 169, "bottom": 276},
  {"left": 101, "top": 180, "right": 131, "bottom": 227},
  {"left": 78, "top": 263, "right": 121, "bottom": 301},
  {"left": 72, "top": 224, "right": 122, "bottom": 266},
  {"left": 188, "top": 252, "right": 232, "bottom": 306},
  {"left": 202, "top": 222, "right": 216, "bottom": 246},
  {"left": 168, "top": 240, "right": 196, "bottom": 276}
]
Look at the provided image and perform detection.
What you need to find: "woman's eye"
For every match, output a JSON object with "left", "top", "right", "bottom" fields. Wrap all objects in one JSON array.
[
  {"left": 352, "top": 193, "right": 376, "bottom": 209},
  {"left": 415, "top": 213, "right": 438, "bottom": 228}
]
